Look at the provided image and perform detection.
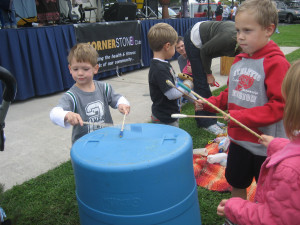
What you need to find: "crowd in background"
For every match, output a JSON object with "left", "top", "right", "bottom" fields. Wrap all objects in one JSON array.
[{"left": 0, "top": 0, "right": 242, "bottom": 29}]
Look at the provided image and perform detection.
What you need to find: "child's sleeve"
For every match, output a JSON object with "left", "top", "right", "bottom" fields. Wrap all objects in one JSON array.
[
  {"left": 116, "top": 96, "right": 130, "bottom": 108},
  {"left": 50, "top": 107, "right": 71, "bottom": 128},
  {"left": 49, "top": 93, "right": 75, "bottom": 128},
  {"left": 105, "top": 83, "right": 124, "bottom": 109},
  {"left": 203, "top": 87, "right": 229, "bottom": 112}
]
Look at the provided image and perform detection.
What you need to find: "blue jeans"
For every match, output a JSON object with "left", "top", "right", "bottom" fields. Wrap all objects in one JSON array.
[
  {"left": 184, "top": 28, "right": 217, "bottom": 128},
  {"left": 0, "top": 1, "right": 17, "bottom": 28}
]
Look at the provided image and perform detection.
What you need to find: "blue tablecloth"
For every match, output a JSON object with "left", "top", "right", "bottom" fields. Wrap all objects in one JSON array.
[
  {"left": 0, "top": 18, "right": 205, "bottom": 102},
  {"left": 0, "top": 24, "right": 76, "bottom": 101}
]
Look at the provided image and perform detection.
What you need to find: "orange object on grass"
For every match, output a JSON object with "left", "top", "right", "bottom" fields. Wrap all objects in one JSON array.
[{"left": 193, "top": 141, "right": 257, "bottom": 201}]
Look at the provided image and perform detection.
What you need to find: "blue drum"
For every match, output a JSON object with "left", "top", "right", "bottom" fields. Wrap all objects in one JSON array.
[{"left": 71, "top": 123, "right": 201, "bottom": 225}]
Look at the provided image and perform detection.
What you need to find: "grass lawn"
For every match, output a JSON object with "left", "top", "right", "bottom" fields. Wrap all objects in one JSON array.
[
  {"left": 272, "top": 24, "right": 300, "bottom": 47},
  {"left": 1, "top": 24, "right": 299, "bottom": 225}
]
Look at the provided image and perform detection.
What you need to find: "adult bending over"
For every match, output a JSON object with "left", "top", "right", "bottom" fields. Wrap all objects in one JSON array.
[{"left": 184, "top": 20, "right": 238, "bottom": 135}]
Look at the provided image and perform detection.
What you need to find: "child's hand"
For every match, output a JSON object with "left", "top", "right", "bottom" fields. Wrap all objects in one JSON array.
[
  {"left": 217, "top": 199, "right": 228, "bottom": 217},
  {"left": 259, "top": 134, "right": 274, "bottom": 147},
  {"left": 194, "top": 99, "right": 204, "bottom": 111},
  {"left": 118, "top": 104, "right": 130, "bottom": 115},
  {"left": 65, "top": 112, "right": 84, "bottom": 126},
  {"left": 224, "top": 113, "right": 230, "bottom": 122}
]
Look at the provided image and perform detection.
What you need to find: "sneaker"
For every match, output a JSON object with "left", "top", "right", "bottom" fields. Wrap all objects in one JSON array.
[
  {"left": 204, "top": 124, "right": 225, "bottom": 135},
  {"left": 217, "top": 121, "right": 226, "bottom": 127}
]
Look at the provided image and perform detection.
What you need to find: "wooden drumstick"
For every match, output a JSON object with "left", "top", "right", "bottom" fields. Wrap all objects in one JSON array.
[{"left": 119, "top": 113, "right": 126, "bottom": 138}]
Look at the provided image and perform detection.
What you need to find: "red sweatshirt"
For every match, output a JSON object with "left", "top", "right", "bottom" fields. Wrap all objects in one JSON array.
[{"left": 204, "top": 41, "right": 290, "bottom": 156}]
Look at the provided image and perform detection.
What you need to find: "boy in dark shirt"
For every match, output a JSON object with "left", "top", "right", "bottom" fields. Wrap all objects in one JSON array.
[{"left": 147, "top": 23, "right": 189, "bottom": 127}]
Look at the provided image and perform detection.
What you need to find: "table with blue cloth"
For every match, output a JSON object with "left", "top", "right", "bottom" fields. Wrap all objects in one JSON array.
[{"left": 0, "top": 17, "right": 206, "bottom": 103}]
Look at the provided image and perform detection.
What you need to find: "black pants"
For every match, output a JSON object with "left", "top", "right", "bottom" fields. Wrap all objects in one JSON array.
[
  {"left": 225, "top": 142, "right": 266, "bottom": 189},
  {"left": 184, "top": 28, "right": 217, "bottom": 128}
]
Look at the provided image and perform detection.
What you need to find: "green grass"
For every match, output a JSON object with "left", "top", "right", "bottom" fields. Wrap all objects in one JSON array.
[
  {"left": 180, "top": 86, "right": 231, "bottom": 225},
  {"left": 285, "top": 48, "right": 300, "bottom": 64},
  {"left": 1, "top": 24, "right": 300, "bottom": 225},
  {"left": 271, "top": 24, "right": 300, "bottom": 64},
  {"left": 0, "top": 162, "right": 79, "bottom": 225},
  {"left": 271, "top": 24, "right": 300, "bottom": 47}
]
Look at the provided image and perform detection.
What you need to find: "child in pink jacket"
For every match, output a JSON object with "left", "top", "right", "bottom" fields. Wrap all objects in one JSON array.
[{"left": 217, "top": 60, "right": 300, "bottom": 224}]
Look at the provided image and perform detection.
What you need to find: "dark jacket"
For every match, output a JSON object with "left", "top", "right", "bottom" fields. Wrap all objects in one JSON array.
[
  {"left": 199, "top": 21, "right": 237, "bottom": 74},
  {"left": 215, "top": 4, "right": 223, "bottom": 16}
]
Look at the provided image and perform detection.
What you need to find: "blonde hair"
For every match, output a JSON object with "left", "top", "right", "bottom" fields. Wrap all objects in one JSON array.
[
  {"left": 68, "top": 43, "right": 99, "bottom": 66},
  {"left": 147, "top": 23, "right": 178, "bottom": 52},
  {"left": 281, "top": 60, "right": 300, "bottom": 140},
  {"left": 236, "top": 0, "right": 278, "bottom": 31}
]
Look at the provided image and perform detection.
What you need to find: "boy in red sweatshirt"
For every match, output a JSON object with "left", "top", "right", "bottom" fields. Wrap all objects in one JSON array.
[{"left": 196, "top": 0, "right": 290, "bottom": 200}]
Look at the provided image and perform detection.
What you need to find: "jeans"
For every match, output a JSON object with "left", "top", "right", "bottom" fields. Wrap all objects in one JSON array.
[{"left": 0, "top": 1, "right": 17, "bottom": 28}]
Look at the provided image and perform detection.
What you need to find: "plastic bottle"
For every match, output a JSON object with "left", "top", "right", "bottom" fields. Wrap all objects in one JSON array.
[
  {"left": 193, "top": 148, "right": 208, "bottom": 156},
  {"left": 207, "top": 153, "right": 227, "bottom": 166},
  {"left": 214, "top": 136, "right": 226, "bottom": 143},
  {"left": 218, "top": 137, "right": 230, "bottom": 152}
]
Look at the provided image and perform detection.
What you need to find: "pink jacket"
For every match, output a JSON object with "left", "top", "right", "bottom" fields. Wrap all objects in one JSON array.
[{"left": 225, "top": 136, "right": 300, "bottom": 224}]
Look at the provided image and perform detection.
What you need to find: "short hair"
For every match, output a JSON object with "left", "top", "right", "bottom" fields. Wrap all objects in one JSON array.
[
  {"left": 281, "top": 60, "right": 300, "bottom": 140},
  {"left": 147, "top": 23, "right": 178, "bottom": 52},
  {"left": 236, "top": 0, "right": 278, "bottom": 31},
  {"left": 177, "top": 36, "right": 184, "bottom": 45},
  {"left": 68, "top": 43, "right": 99, "bottom": 66}
]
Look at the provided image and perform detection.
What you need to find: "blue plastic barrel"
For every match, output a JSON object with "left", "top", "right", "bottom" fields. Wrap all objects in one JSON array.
[{"left": 71, "top": 123, "right": 201, "bottom": 225}]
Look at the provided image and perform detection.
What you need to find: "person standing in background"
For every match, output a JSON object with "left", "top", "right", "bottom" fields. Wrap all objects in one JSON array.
[
  {"left": 222, "top": 5, "right": 229, "bottom": 21},
  {"left": 181, "top": 0, "right": 189, "bottom": 18},
  {"left": 215, "top": 1, "right": 223, "bottom": 21},
  {"left": 231, "top": 1, "right": 238, "bottom": 21},
  {"left": 0, "top": 11, "right": 3, "bottom": 28},
  {"left": 0, "top": 0, "right": 17, "bottom": 29},
  {"left": 35, "top": 0, "right": 60, "bottom": 25}
]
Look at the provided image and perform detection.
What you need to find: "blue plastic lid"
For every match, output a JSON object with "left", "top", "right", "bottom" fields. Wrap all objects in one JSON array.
[{"left": 71, "top": 123, "right": 192, "bottom": 171}]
